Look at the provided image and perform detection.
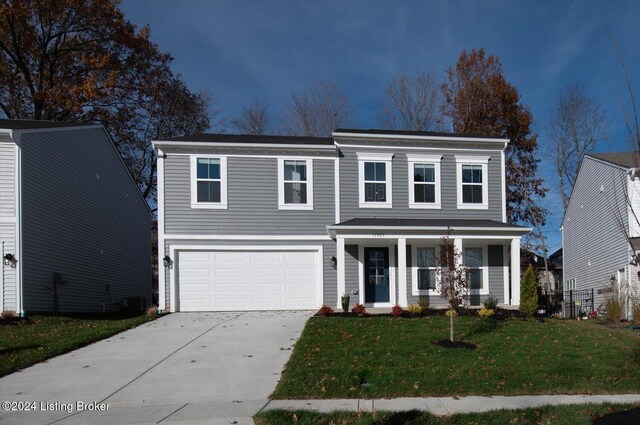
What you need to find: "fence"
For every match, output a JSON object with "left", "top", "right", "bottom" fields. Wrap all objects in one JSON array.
[{"left": 563, "top": 289, "right": 595, "bottom": 319}]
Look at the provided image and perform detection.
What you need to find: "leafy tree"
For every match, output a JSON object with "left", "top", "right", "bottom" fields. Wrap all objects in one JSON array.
[
  {"left": 0, "top": 0, "right": 211, "bottom": 207},
  {"left": 281, "top": 78, "right": 353, "bottom": 137},
  {"left": 378, "top": 70, "right": 443, "bottom": 131},
  {"left": 441, "top": 49, "right": 547, "bottom": 234},
  {"left": 229, "top": 99, "right": 269, "bottom": 135},
  {"left": 549, "top": 83, "right": 608, "bottom": 210},
  {"left": 437, "top": 234, "right": 470, "bottom": 342},
  {"left": 519, "top": 264, "right": 538, "bottom": 317}
]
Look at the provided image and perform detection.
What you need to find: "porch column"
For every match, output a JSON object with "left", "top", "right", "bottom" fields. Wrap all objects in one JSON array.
[
  {"left": 337, "top": 237, "right": 346, "bottom": 308},
  {"left": 454, "top": 238, "right": 463, "bottom": 265},
  {"left": 398, "top": 238, "right": 407, "bottom": 307},
  {"left": 510, "top": 237, "right": 521, "bottom": 305}
]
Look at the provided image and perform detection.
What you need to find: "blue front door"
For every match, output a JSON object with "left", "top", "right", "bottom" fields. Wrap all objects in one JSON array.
[{"left": 364, "top": 247, "right": 390, "bottom": 303}]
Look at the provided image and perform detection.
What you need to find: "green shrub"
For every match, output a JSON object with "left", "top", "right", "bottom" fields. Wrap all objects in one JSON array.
[
  {"left": 605, "top": 297, "right": 623, "bottom": 323},
  {"left": 407, "top": 304, "right": 422, "bottom": 314},
  {"left": 519, "top": 264, "right": 538, "bottom": 317},
  {"left": 341, "top": 294, "right": 350, "bottom": 313},
  {"left": 483, "top": 295, "right": 499, "bottom": 310},
  {"left": 418, "top": 295, "right": 430, "bottom": 311}
]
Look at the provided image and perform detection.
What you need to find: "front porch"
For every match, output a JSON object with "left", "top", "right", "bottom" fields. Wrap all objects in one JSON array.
[{"left": 327, "top": 218, "right": 530, "bottom": 309}]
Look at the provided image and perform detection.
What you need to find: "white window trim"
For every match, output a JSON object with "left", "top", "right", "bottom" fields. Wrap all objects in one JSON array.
[
  {"left": 456, "top": 155, "right": 489, "bottom": 210},
  {"left": 277, "top": 158, "right": 313, "bottom": 210},
  {"left": 464, "top": 245, "right": 489, "bottom": 295},
  {"left": 411, "top": 244, "right": 440, "bottom": 296},
  {"left": 407, "top": 154, "right": 442, "bottom": 209},
  {"left": 357, "top": 152, "right": 393, "bottom": 208},
  {"left": 190, "top": 155, "right": 228, "bottom": 209}
]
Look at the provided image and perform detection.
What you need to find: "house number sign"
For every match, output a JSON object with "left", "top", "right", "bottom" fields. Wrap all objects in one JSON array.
[{"left": 372, "top": 233, "right": 385, "bottom": 238}]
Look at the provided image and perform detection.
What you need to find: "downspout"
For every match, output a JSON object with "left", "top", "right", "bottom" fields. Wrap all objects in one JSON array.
[{"left": 13, "top": 130, "right": 25, "bottom": 317}]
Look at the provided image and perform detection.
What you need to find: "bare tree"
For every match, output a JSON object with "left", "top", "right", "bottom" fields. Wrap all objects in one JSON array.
[
  {"left": 281, "top": 78, "right": 354, "bottom": 137},
  {"left": 228, "top": 99, "right": 269, "bottom": 135},
  {"left": 379, "top": 71, "right": 443, "bottom": 131},
  {"left": 550, "top": 83, "right": 608, "bottom": 209}
]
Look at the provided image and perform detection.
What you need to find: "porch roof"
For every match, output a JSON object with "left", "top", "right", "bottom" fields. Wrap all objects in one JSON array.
[{"left": 327, "top": 218, "right": 530, "bottom": 239}]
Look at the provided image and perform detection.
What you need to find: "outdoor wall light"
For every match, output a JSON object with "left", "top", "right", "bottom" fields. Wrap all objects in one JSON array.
[
  {"left": 163, "top": 255, "right": 173, "bottom": 268},
  {"left": 330, "top": 256, "right": 337, "bottom": 269},
  {"left": 3, "top": 253, "right": 17, "bottom": 268}
]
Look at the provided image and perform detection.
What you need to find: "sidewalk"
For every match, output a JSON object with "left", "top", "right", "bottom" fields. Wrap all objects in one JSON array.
[{"left": 263, "top": 394, "right": 640, "bottom": 415}]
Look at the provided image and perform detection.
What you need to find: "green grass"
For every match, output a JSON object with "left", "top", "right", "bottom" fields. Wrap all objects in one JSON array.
[
  {"left": 272, "top": 315, "right": 640, "bottom": 399},
  {"left": 0, "top": 313, "right": 156, "bottom": 377},
  {"left": 255, "top": 403, "right": 640, "bottom": 425}
]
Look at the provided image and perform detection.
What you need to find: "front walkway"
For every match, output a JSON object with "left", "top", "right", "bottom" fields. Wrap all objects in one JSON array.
[{"left": 264, "top": 394, "right": 640, "bottom": 415}]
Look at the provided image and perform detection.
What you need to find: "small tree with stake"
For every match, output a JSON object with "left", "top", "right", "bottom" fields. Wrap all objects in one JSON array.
[{"left": 437, "top": 234, "right": 470, "bottom": 342}]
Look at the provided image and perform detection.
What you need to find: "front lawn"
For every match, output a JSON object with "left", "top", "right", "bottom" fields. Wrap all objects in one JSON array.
[
  {"left": 272, "top": 315, "right": 640, "bottom": 399},
  {"left": 256, "top": 403, "right": 640, "bottom": 425},
  {"left": 0, "top": 313, "right": 156, "bottom": 377}
]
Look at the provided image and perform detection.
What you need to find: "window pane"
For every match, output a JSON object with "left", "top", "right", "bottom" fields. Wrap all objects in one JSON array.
[
  {"left": 472, "top": 167, "right": 482, "bottom": 183},
  {"left": 424, "top": 165, "right": 435, "bottom": 182},
  {"left": 469, "top": 269, "right": 482, "bottom": 290},
  {"left": 364, "top": 162, "right": 375, "bottom": 181},
  {"left": 465, "top": 248, "right": 483, "bottom": 267},
  {"left": 462, "top": 165, "right": 472, "bottom": 183},
  {"left": 375, "top": 162, "right": 386, "bottom": 181},
  {"left": 365, "top": 182, "right": 386, "bottom": 202},
  {"left": 208, "top": 159, "right": 220, "bottom": 180},
  {"left": 284, "top": 182, "right": 307, "bottom": 204},
  {"left": 197, "top": 159, "right": 209, "bottom": 179},
  {"left": 417, "top": 248, "right": 436, "bottom": 267},
  {"left": 197, "top": 181, "right": 221, "bottom": 203},
  {"left": 418, "top": 269, "right": 436, "bottom": 290},
  {"left": 472, "top": 185, "right": 482, "bottom": 203},
  {"left": 284, "top": 160, "right": 306, "bottom": 182},
  {"left": 414, "top": 164, "right": 425, "bottom": 182},
  {"left": 462, "top": 185, "right": 473, "bottom": 203},
  {"left": 415, "top": 184, "right": 435, "bottom": 203}
]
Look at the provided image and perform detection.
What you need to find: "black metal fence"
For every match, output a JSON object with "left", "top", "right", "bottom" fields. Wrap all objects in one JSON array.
[{"left": 563, "top": 289, "right": 595, "bottom": 319}]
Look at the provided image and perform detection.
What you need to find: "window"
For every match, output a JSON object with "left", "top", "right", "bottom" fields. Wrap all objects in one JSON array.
[
  {"left": 357, "top": 152, "right": 393, "bottom": 208},
  {"left": 190, "top": 156, "right": 227, "bottom": 209},
  {"left": 417, "top": 247, "right": 437, "bottom": 290},
  {"left": 407, "top": 154, "right": 441, "bottom": 208},
  {"left": 464, "top": 246, "right": 488, "bottom": 294},
  {"left": 456, "top": 156, "right": 489, "bottom": 209},
  {"left": 278, "top": 158, "right": 313, "bottom": 210}
]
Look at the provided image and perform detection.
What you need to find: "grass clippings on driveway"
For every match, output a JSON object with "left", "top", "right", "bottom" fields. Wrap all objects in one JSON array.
[
  {"left": 0, "top": 313, "right": 155, "bottom": 377},
  {"left": 255, "top": 403, "right": 640, "bottom": 425},
  {"left": 272, "top": 315, "right": 640, "bottom": 399}
]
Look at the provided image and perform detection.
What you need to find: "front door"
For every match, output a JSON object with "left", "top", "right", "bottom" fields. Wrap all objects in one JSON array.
[{"left": 364, "top": 247, "right": 390, "bottom": 304}]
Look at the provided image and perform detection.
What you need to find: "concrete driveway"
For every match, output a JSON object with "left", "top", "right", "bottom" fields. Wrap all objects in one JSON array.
[{"left": 0, "top": 311, "right": 312, "bottom": 425}]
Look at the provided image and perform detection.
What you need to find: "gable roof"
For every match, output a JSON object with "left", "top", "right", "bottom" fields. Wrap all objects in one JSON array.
[
  {"left": 588, "top": 152, "right": 640, "bottom": 169},
  {"left": 334, "top": 128, "right": 504, "bottom": 140},
  {"left": 159, "top": 133, "right": 333, "bottom": 145},
  {"left": 0, "top": 119, "right": 89, "bottom": 130}
]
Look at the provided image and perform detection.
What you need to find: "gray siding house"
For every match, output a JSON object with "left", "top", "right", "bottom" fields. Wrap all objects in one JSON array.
[
  {"left": 562, "top": 153, "right": 640, "bottom": 313},
  {"left": 0, "top": 120, "right": 151, "bottom": 315},
  {"left": 154, "top": 129, "right": 529, "bottom": 313}
]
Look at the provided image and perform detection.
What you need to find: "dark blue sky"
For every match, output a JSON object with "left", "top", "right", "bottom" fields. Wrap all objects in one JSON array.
[{"left": 121, "top": 0, "right": 640, "bottom": 251}]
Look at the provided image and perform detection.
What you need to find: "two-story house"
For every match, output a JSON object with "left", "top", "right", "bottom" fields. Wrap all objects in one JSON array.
[
  {"left": 0, "top": 119, "right": 151, "bottom": 315},
  {"left": 153, "top": 129, "right": 529, "bottom": 313},
  {"left": 562, "top": 152, "right": 640, "bottom": 317}
]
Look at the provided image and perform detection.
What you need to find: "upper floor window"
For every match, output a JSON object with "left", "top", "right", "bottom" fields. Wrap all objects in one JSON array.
[
  {"left": 278, "top": 158, "right": 313, "bottom": 210},
  {"left": 407, "top": 154, "right": 442, "bottom": 209},
  {"left": 456, "top": 155, "right": 489, "bottom": 209},
  {"left": 357, "top": 152, "right": 393, "bottom": 208},
  {"left": 190, "top": 155, "right": 227, "bottom": 209}
]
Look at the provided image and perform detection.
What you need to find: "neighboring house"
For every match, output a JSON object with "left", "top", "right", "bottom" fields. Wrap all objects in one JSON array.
[
  {"left": 0, "top": 119, "right": 151, "bottom": 315},
  {"left": 562, "top": 153, "right": 640, "bottom": 314},
  {"left": 521, "top": 248, "right": 563, "bottom": 293},
  {"left": 153, "top": 129, "right": 529, "bottom": 313}
]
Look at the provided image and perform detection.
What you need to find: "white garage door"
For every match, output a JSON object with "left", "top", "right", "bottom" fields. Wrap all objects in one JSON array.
[{"left": 177, "top": 249, "right": 320, "bottom": 311}]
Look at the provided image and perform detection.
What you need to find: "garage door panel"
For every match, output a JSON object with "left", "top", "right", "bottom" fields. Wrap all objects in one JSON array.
[
  {"left": 178, "top": 249, "right": 319, "bottom": 312},
  {"left": 215, "top": 268, "right": 248, "bottom": 278}
]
